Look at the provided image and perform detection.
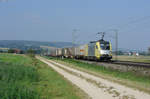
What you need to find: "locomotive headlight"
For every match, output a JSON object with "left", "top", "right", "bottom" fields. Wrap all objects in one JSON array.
[{"left": 100, "top": 50, "right": 110, "bottom": 55}]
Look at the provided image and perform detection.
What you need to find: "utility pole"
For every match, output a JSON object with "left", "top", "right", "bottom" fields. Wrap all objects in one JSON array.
[
  {"left": 72, "top": 29, "right": 79, "bottom": 56},
  {"left": 103, "top": 29, "right": 118, "bottom": 61},
  {"left": 72, "top": 29, "right": 78, "bottom": 47},
  {"left": 114, "top": 29, "right": 118, "bottom": 61}
]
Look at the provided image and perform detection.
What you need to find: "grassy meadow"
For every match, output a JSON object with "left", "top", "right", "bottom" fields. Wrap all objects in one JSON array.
[
  {"left": 46, "top": 57, "right": 150, "bottom": 94},
  {"left": 0, "top": 54, "right": 86, "bottom": 99}
]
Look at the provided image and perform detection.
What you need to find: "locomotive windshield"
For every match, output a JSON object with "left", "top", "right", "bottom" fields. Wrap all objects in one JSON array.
[{"left": 100, "top": 42, "right": 110, "bottom": 50}]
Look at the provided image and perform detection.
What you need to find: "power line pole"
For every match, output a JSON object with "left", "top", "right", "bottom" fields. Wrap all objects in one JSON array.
[
  {"left": 72, "top": 29, "right": 78, "bottom": 47},
  {"left": 72, "top": 29, "right": 79, "bottom": 56},
  {"left": 103, "top": 29, "right": 118, "bottom": 61},
  {"left": 114, "top": 29, "right": 118, "bottom": 61}
]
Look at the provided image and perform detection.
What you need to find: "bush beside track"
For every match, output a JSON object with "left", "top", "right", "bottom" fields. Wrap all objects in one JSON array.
[
  {"left": 0, "top": 54, "right": 86, "bottom": 99},
  {"left": 45, "top": 56, "right": 150, "bottom": 94}
]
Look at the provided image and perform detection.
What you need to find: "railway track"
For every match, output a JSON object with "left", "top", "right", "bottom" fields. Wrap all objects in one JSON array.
[
  {"left": 108, "top": 60, "right": 150, "bottom": 68},
  {"left": 77, "top": 59, "right": 150, "bottom": 68}
]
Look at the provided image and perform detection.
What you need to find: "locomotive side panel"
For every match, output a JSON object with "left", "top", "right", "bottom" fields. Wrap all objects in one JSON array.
[
  {"left": 95, "top": 42, "right": 101, "bottom": 59},
  {"left": 88, "top": 43, "right": 96, "bottom": 57}
]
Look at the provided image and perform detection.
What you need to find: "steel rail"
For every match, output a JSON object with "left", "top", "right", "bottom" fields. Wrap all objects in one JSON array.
[{"left": 76, "top": 59, "right": 150, "bottom": 68}]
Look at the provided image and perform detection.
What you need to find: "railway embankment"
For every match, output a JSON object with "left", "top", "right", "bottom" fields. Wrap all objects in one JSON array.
[{"left": 80, "top": 60, "right": 150, "bottom": 77}]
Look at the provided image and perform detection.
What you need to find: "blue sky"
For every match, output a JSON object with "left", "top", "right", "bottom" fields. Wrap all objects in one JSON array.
[{"left": 0, "top": 0, "right": 150, "bottom": 50}]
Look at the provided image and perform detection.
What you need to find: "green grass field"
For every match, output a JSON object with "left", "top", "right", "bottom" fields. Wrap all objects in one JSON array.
[
  {"left": 46, "top": 57, "right": 150, "bottom": 94},
  {"left": 113, "top": 55, "right": 150, "bottom": 63},
  {"left": 0, "top": 54, "right": 86, "bottom": 99}
]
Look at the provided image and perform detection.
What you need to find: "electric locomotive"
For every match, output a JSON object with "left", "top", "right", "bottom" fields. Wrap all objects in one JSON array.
[
  {"left": 85, "top": 39, "right": 112, "bottom": 60},
  {"left": 48, "top": 33, "right": 112, "bottom": 61}
]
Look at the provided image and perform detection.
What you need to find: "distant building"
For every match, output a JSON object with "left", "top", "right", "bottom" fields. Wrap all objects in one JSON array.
[
  {"left": 132, "top": 52, "right": 139, "bottom": 56},
  {"left": 128, "top": 52, "right": 132, "bottom": 56},
  {"left": 7, "top": 48, "right": 23, "bottom": 54},
  {"left": 136, "top": 52, "right": 139, "bottom": 56},
  {"left": 14, "top": 49, "right": 21, "bottom": 54},
  {"left": 0, "top": 48, "right": 9, "bottom": 53}
]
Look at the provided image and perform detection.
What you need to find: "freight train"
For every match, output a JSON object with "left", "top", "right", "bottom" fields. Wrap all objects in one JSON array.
[{"left": 48, "top": 39, "right": 112, "bottom": 61}]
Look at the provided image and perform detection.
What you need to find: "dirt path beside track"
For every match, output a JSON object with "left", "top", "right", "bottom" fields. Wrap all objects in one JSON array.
[{"left": 37, "top": 56, "right": 150, "bottom": 99}]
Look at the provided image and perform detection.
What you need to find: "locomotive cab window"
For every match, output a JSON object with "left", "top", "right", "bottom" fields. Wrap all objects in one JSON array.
[
  {"left": 105, "top": 44, "right": 110, "bottom": 50},
  {"left": 100, "top": 44, "right": 105, "bottom": 49},
  {"left": 100, "top": 42, "right": 110, "bottom": 50}
]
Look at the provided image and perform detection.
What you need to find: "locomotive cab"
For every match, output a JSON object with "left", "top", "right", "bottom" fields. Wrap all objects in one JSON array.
[
  {"left": 99, "top": 40, "right": 112, "bottom": 60},
  {"left": 88, "top": 39, "right": 112, "bottom": 61}
]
